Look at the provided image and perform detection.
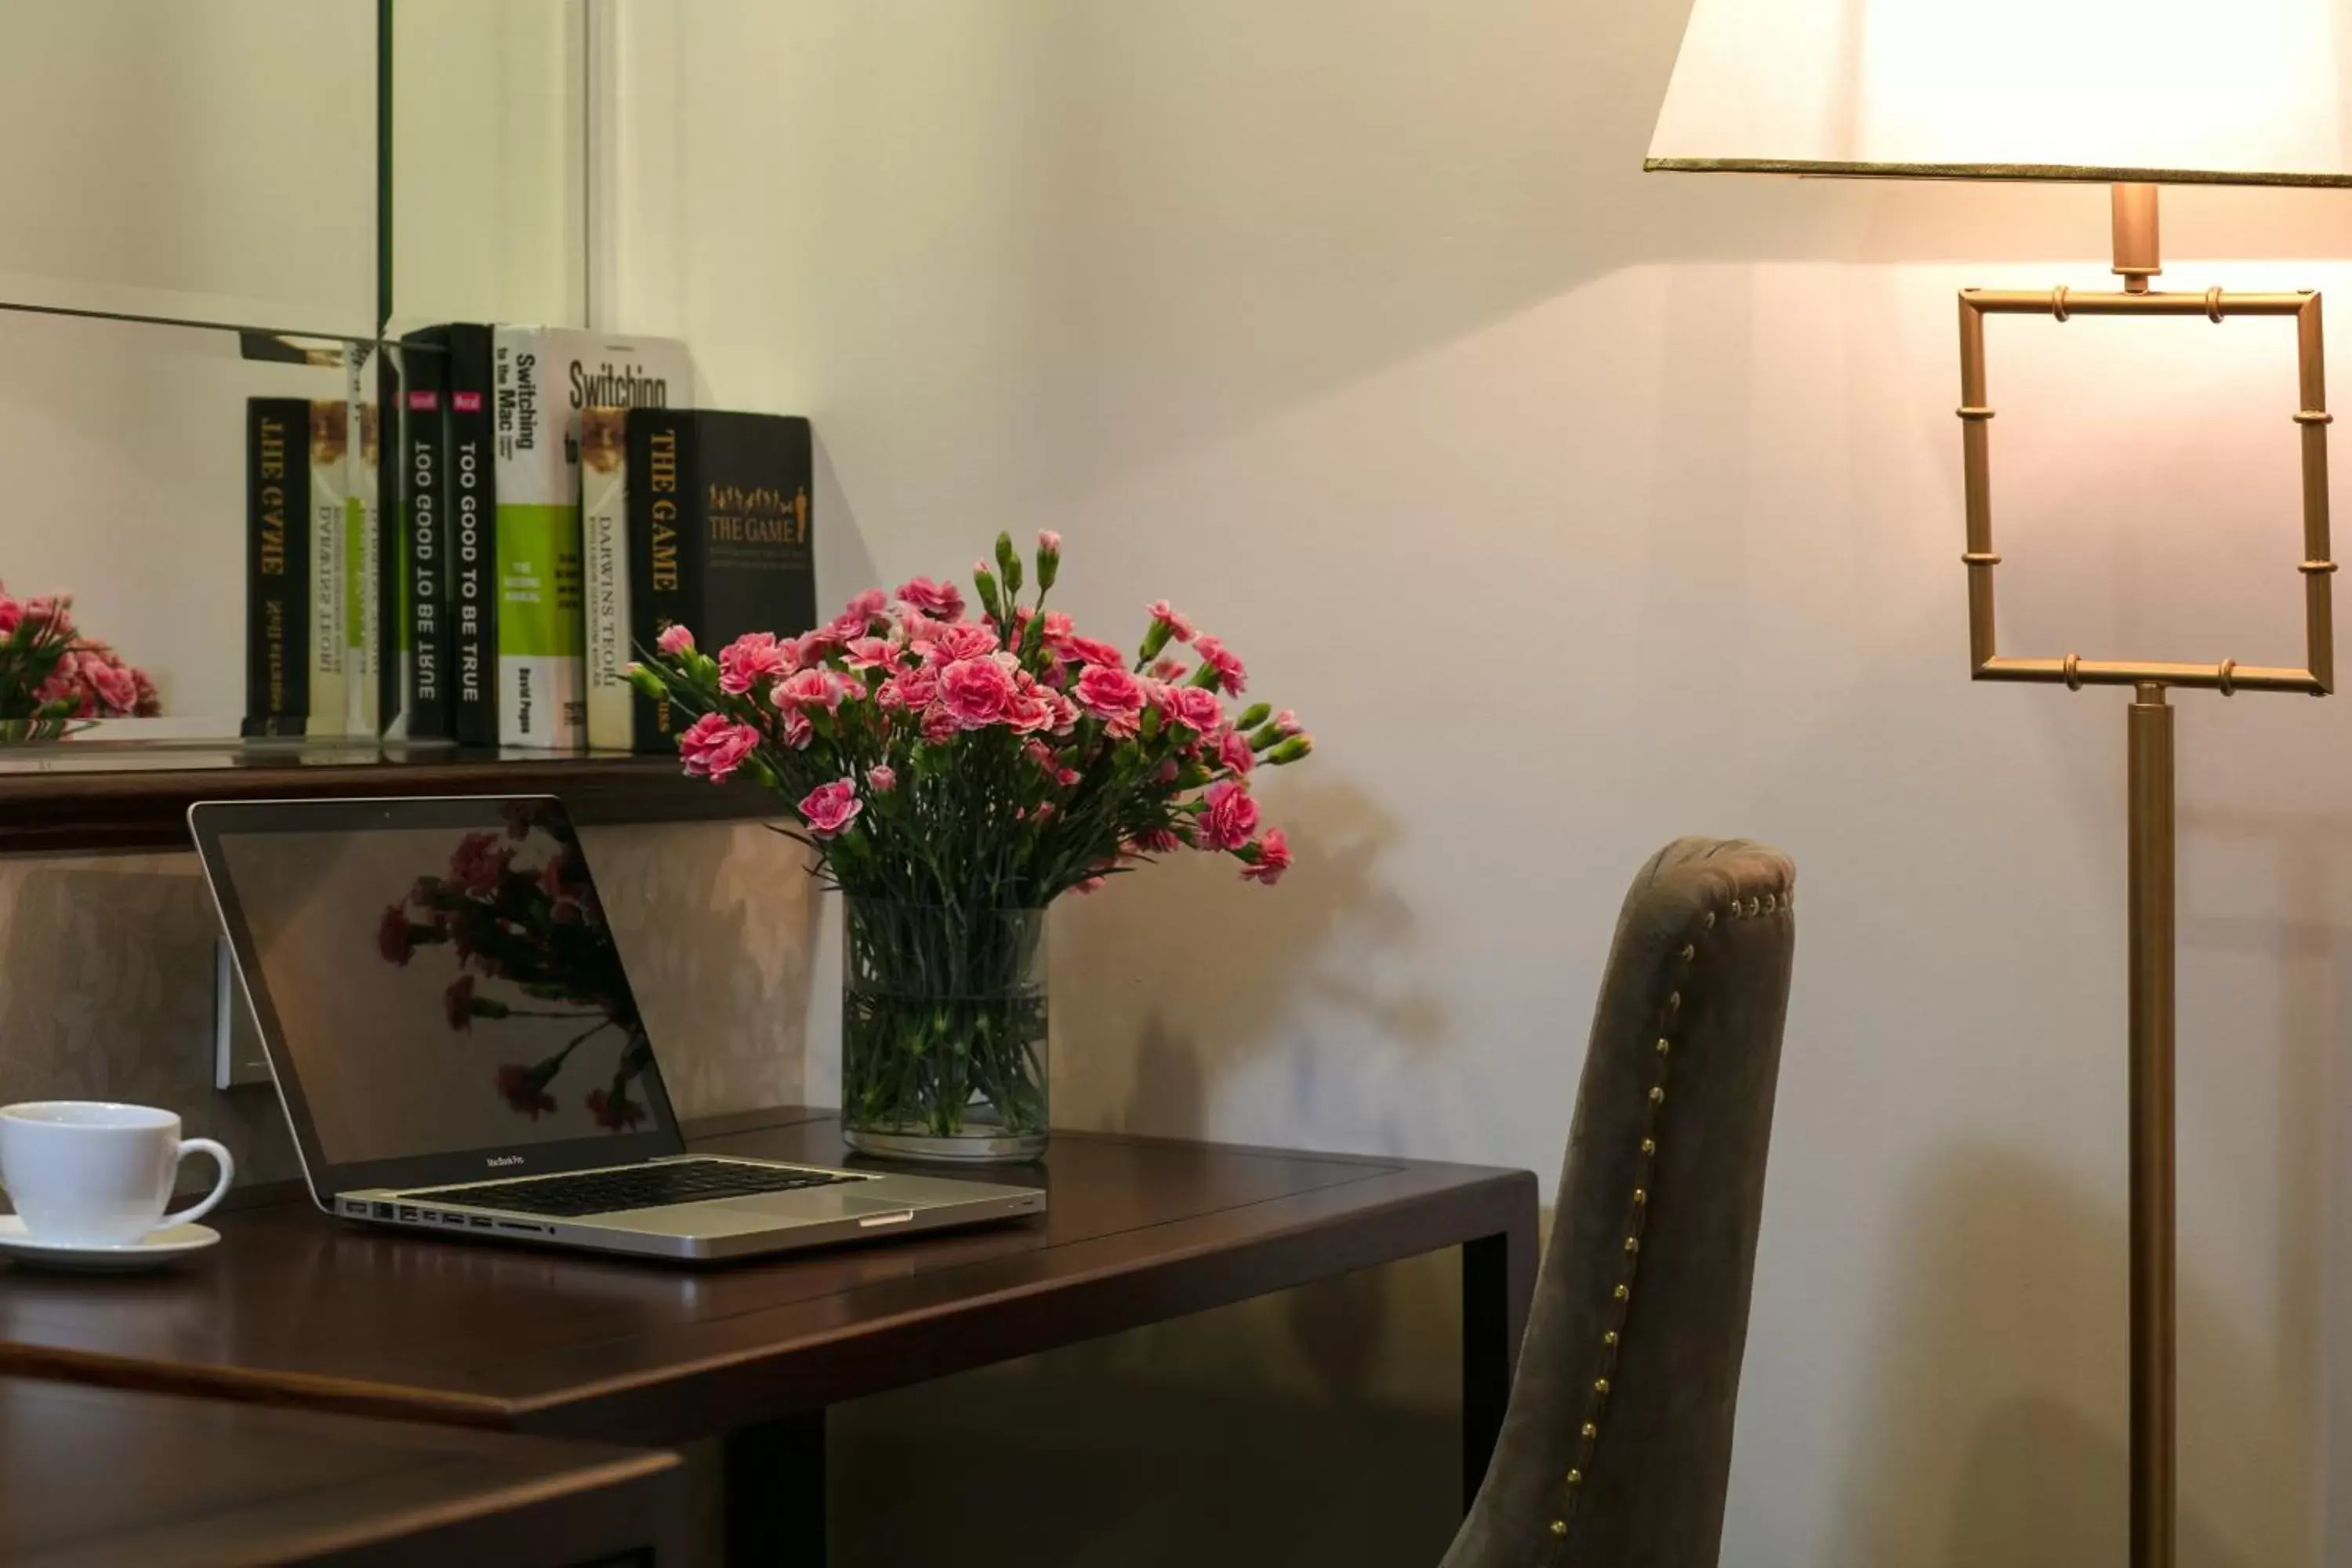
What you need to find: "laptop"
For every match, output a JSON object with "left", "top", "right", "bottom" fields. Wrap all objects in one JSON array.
[{"left": 187, "top": 794, "right": 1044, "bottom": 1262}]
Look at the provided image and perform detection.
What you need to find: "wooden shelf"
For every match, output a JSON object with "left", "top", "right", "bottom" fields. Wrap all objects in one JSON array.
[{"left": 0, "top": 748, "right": 775, "bottom": 855}]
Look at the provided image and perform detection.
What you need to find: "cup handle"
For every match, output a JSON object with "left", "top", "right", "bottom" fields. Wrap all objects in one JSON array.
[{"left": 158, "top": 1138, "right": 235, "bottom": 1231}]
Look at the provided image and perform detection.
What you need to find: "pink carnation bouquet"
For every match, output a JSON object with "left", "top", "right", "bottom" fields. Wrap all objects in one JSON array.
[
  {"left": 0, "top": 586, "right": 160, "bottom": 741},
  {"left": 628, "top": 532, "right": 1309, "bottom": 1156}
]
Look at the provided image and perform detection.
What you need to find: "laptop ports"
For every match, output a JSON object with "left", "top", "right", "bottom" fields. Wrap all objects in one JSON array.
[{"left": 371, "top": 1202, "right": 395, "bottom": 1220}]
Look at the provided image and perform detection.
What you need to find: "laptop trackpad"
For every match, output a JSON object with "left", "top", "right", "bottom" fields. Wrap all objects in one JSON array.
[{"left": 710, "top": 1187, "right": 917, "bottom": 1224}]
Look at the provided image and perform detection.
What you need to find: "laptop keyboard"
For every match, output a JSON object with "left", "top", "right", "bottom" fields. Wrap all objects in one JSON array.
[{"left": 420, "top": 1159, "right": 866, "bottom": 1219}]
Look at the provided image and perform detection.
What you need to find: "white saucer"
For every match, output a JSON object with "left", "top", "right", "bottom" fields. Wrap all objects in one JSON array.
[{"left": 0, "top": 1214, "right": 220, "bottom": 1272}]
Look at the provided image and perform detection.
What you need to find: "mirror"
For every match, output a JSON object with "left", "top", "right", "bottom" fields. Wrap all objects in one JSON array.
[{"left": 0, "top": 0, "right": 588, "bottom": 764}]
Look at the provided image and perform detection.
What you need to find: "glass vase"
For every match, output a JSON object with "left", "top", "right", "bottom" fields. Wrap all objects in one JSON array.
[{"left": 840, "top": 898, "right": 1049, "bottom": 1163}]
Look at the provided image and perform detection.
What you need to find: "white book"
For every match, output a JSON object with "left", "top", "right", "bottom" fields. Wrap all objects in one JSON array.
[
  {"left": 492, "top": 328, "right": 692, "bottom": 749},
  {"left": 580, "top": 404, "right": 635, "bottom": 750}
]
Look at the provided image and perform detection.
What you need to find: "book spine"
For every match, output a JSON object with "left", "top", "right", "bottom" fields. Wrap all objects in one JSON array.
[
  {"left": 627, "top": 408, "right": 698, "bottom": 752},
  {"left": 496, "top": 328, "right": 692, "bottom": 749},
  {"left": 243, "top": 398, "right": 310, "bottom": 737},
  {"left": 580, "top": 405, "right": 633, "bottom": 750},
  {"left": 305, "top": 401, "right": 349, "bottom": 735},
  {"left": 445, "top": 324, "right": 497, "bottom": 746},
  {"left": 375, "top": 348, "right": 406, "bottom": 736},
  {"left": 345, "top": 350, "right": 380, "bottom": 736},
  {"left": 401, "top": 330, "right": 452, "bottom": 739}
]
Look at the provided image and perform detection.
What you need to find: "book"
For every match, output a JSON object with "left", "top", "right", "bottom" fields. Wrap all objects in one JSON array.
[
  {"left": 494, "top": 328, "right": 691, "bottom": 749},
  {"left": 345, "top": 347, "right": 380, "bottom": 738},
  {"left": 244, "top": 398, "right": 310, "bottom": 737},
  {"left": 305, "top": 399, "right": 349, "bottom": 737},
  {"left": 626, "top": 409, "right": 818, "bottom": 753},
  {"left": 580, "top": 405, "right": 633, "bottom": 750},
  {"left": 399, "top": 330, "right": 452, "bottom": 739},
  {"left": 372, "top": 343, "right": 405, "bottom": 736},
  {"left": 442, "top": 324, "right": 497, "bottom": 746}
]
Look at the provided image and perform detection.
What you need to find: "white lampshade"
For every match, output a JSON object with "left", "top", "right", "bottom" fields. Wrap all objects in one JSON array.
[{"left": 1648, "top": 0, "right": 2352, "bottom": 185}]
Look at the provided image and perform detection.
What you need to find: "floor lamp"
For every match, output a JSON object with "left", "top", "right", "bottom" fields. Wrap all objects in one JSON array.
[{"left": 1644, "top": 3, "right": 2349, "bottom": 1563}]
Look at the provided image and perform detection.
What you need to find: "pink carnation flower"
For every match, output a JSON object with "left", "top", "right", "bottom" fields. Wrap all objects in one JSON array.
[
  {"left": 1163, "top": 684, "right": 1222, "bottom": 734},
  {"left": 844, "top": 636, "right": 895, "bottom": 671},
  {"left": 929, "top": 622, "right": 1000, "bottom": 662},
  {"left": 1128, "top": 826, "right": 1185, "bottom": 855},
  {"left": 1275, "top": 709, "right": 1301, "bottom": 736},
  {"left": 1037, "top": 529, "right": 1062, "bottom": 554},
  {"left": 1074, "top": 664, "right": 1147, "bottom": 737},
  {"left": 1218, "top": 728, "right": 1255, "bottom": 775},
  {"left": 772, "top": 666, "right": 849, "bottom": 711},
  {"left": 717, "top": 633, "right": 793, "bottom": 695},
  {"left": 1197, "top": 779, "right": 1261, "bottom": 851},
  {"left": 868, "top": 764, "right": 898, "bottom": 793},
  {"left": 677, "top": 713, "right": 762, "bottom": 782},
  {"left": 1062, "top": 635, "right": 1126, "bottom": 670},
  {"left": 655, "top": 623, "right": 696, "bottom": 655},
  {"left": 1149, "top": 601, "right": 1196, "bottom": 642},
  {"left": 894, "top": 576, "right": 966, "bottom": 621},
  {"left": 920, "top": 705, "right": 961, "bottom": 744},
  {"left": 797, "top": 779, "right": 864, "bottom": 838},
  {"left": 939, "top": 655, "right": 1018, "bottom": 728},
  {"left": 843, "top": 587, "right": 887, "bottom": 622},
  {"left": 1241, "top": 827, "right": 1293, "bottom": 885},
  {"left": 779, "top": 709, "right": 813, "bottom": 750},
  {"left": 1192, "top": 633, "right": 1247, "bottom": 696},
  {"left": 877, "top": 664, "right": 940, "bottom": 713}
]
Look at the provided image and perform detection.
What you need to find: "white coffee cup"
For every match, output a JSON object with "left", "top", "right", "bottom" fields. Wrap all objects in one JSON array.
[{"left": 0, "top": 1102, "right": 234, "bottom": 1246}]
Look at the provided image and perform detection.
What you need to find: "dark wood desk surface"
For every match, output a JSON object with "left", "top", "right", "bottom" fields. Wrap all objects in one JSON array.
[
  {"left": 0, "top": 1108, "right": 1537, "bottom": 1560},
  {"left": 0, "top": 1376, "right": 684, "bottom": 1568}
]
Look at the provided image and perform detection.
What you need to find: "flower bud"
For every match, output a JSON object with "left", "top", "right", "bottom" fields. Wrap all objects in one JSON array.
[
  {"left": 1036, "top": 530, "right": 1062, "bottom": 590},
  {"left": 1138, "top": 619, "right": 1173, "bottom": 663},
  {"left": 995, "top": 531, "right": 1024, "bottom": 597},
  {"left": 973, "top": 563, "right": 1003, "bottom": 620},
  {"left": 1235, "top": 702, "right": 1271, "bottom": 731},
  {"left": 1268, "top": 735, "right": 1314, "bottom": 766}
]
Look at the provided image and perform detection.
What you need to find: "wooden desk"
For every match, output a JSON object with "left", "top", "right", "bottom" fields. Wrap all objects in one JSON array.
[
  {"left": 0, "top": 1109, "right": 1537, "bottom": 1563},
  {"left": 0, "top": 1376, "right": 683, "bottom": 1567}
]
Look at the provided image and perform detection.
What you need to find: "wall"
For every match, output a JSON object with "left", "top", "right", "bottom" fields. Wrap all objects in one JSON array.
[{"left": 608, "top": 2, "right": 2352, "bottom": 1563}]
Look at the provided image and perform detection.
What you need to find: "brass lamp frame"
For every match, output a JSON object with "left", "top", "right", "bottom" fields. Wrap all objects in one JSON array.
[{"left": 1951, "top": 183, "right": 2335, "bottom": 1568}]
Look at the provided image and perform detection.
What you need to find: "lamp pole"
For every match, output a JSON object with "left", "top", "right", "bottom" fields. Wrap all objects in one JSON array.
[{"left": 2125, "top": 677, "right": 2176, "bottom": 1568}]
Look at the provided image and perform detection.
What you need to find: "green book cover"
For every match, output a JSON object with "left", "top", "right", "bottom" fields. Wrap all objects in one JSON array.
[
  {"left": 306, "top": 398, "right": 349, "bottom": 737},
  {"left": 345, "top": 347, "right": 380, "bottom": 737},
  {"left": 492, "top": 328, "right": 691, "bottom": 749}
]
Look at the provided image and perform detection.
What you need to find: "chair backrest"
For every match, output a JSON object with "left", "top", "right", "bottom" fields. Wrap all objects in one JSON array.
[{"left": 1442, "top": 837, "right": 1796, "bottom": 1568}]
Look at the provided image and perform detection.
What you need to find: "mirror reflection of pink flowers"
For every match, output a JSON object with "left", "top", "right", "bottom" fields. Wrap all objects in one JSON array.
[
  {"left": 376, "top": 801, "right": 654, "bottom": 1132},
  {"left": 627, "top": 532, "right": 1311, "bottom": 902},
  {"left": 0, "top": 586, "right": 160, "bottom": 741}
]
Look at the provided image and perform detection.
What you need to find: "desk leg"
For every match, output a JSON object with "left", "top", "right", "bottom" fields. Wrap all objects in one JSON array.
[
  {"left": 1461, "top": 1215, "right": 1536, "bottom": 1513},
  {"left": 724, "top": 1408, "right": 826, "bottom": 1566}
]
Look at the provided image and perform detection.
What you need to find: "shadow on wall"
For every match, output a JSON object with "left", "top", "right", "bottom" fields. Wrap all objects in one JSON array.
[
  {"left": 579, "top": 820, "right": 814, "bottom": 1119},
  {"left": 1830, "top": 1147, "right": 2286, "bottom": 1568},
  {"left": 1051, "top": 775, "right": 1442, "bottom": 1146},
  {"left": 0, "top": 853, "right": 296, "bottom": 1183}
]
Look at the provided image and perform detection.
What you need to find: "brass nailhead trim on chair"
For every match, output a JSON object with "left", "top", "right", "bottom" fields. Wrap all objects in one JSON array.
[{"left": 1544, "top": 882, "right": 1792, "bottom": 1561}]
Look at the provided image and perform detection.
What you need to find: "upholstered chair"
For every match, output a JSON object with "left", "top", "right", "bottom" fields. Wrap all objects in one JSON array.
[{"left": 1441, "top": 837, "right": 1797, "bottom": 1568}]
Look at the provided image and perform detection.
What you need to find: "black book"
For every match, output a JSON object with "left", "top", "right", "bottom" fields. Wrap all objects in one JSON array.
[
  {"left": 400, "top": 329, "right": 452, "bottom": 739},
  {"left": 243, "top": 398, "right": 310, "bottom": 737},
  {"left": 626, "top": 410, "right": 817, "bottom": 753},
  {"left": 442, "top": 324, "right": 497, "bottom": 746}
]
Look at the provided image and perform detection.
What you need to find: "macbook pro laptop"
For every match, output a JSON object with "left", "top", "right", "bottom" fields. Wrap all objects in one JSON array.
[{"left": 188, "top": 794, "right": 1044, "bottom": 1262}]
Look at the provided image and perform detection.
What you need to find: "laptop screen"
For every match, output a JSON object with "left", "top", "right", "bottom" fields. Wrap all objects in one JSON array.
[{"left": 198, "top": 797, "right": 681, "bottom": 1185}]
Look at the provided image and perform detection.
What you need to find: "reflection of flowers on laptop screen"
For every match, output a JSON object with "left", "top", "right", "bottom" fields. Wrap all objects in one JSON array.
[
  {"left": 376, "top": 800, "right": 654, "bottom": 1132},
  {"left": 213, "top": 803, "right": 671, "bottom": 1168}
]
